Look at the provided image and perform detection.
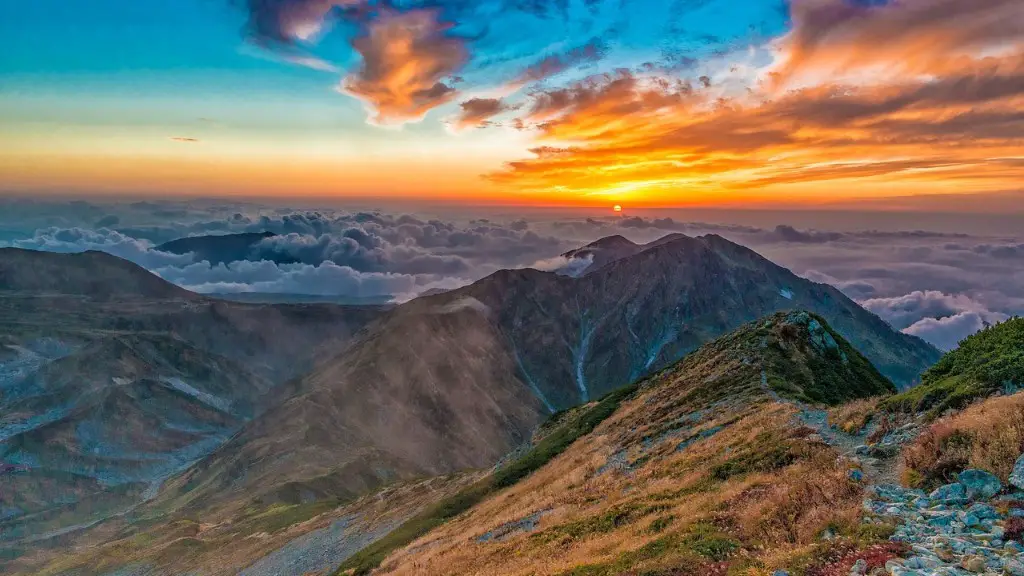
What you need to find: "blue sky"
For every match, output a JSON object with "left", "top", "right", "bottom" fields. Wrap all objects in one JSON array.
[{"left": 1, "top": 0, "right": 788, "bottom": 130}]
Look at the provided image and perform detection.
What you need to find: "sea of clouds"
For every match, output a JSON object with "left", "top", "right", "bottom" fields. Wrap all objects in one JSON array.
[{"left": 1, "top": 198, "right": 1021, "bottom": 350}]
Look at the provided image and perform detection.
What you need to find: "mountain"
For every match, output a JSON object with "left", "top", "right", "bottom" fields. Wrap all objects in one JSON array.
[
  {"left": 340, "top": 311, "right": 899, "bottom": 576},
  {"left": 559, "top": 234, "right": 646, "bottom": 273},
  {"left": 0, "top": 248, "right": 386, "bottom": 545},
  {"left": 0, "top": 248, "right": 194, "bottom": 300},
  {"left": 209, "top": 292, "right": 395, "bottom": 306},
  {"left": 22, "top": 312, "right": 901, "bottom": 575},
  {"left": 155, "top": 231, "right": 277, "bottom": 265},
  {"left": 157, "top": 234, "right": 937, "bottom": 514}
]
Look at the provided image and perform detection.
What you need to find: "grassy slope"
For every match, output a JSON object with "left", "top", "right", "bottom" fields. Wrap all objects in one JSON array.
[
  {"left": 338, "top": 311, "right": 897, "bottom": 576},
  {"left": 335, "top": 383, "right": 641, "bottom": 575},
  {"left": 882, "top": 317, "right": 1024, "bottom": 417},
  {"left": 901, "top": 391, "right": 1024, "bottom": 490}
]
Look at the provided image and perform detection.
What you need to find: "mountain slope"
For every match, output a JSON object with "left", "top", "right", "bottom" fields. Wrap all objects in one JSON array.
[
  {"left": 11, "top": 312, "right": 898, "bottom": 576},
  {"left": 0, "top": 249, "right": 386, "bottom": 548},
  {"left": 883, "top": 316, "right": 1024, "bottom": 416},
  {"left": 162, "top": 234, "right": 935, "bottom": 517},
  {"left": 0, "top": 248, "right": 194, "bottom": 300},
  {"left": 344, "top": 311, "right": 896, "bottom": 575}
]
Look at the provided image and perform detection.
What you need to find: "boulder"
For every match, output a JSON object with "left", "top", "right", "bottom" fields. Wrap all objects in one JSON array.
[
  {"left": 958, "top": 469, "right": 1002, "bottom": 500},
  {"left": 1010, "top": 454, "right": 1024, "bottom": 490},
  {"left": 930, "top": 482, "right": 967, "bottom": 502},
  {"left": 960, "top": 555, "right": 986, "bottom": 573},
  {"left": 966, "top": 502, "right": 999, "bottom": 520}
]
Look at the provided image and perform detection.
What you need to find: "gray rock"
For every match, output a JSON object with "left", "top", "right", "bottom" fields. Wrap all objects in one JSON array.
[
  {"left": 1010, "top": 454, "right": 1024, "bottom": 490},
  {"left": 849, "top": 558, "right": 867, "bottom": 575},
  {"left": 966, "top": 502, "right": 999, "bottom": 520},
  {"left": 958, "top": 469, "right": 1002, "bottom": 500},
  {"left": 1007, "top": 558, "right": 1024, "bottom": 576},
  {"left": 931, "top": 482, "right": 967, "bottom": 502}
]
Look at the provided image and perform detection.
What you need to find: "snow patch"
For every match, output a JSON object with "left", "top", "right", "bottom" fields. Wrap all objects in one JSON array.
[
  {"left": 162, "top": 377, "right": 233, "bottom": 413},
  {"left": 779, "top": 288, "right": 794, "bottom": 300}
]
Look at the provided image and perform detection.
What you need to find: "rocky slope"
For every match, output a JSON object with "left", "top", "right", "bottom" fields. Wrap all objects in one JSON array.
[
  {"left": 0, "top": 248, "right": 386, "bottom": 552},
  {"left": 166, "top": 234, "right": 937, "bottom": 515}
]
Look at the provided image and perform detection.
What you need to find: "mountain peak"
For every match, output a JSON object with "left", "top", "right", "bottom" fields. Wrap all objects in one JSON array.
[{"left": 749, "top": 311, "right": 896, "bottom": 404}]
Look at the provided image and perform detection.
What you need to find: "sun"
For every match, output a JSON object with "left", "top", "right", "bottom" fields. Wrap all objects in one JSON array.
[{"left": 613, "top": 205, "right": 622, "bottom": 213}]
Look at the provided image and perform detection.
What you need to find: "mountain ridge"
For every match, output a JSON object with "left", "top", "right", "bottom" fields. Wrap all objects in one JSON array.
[{"left": 154, "top": 232, "right": 938, "bottom": 517}]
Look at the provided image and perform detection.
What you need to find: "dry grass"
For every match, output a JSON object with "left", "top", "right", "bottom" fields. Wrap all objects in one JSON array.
[
  {"left": 10, "top": 473, "right": 483, "bottom": 576},
  {"left": 901, "top": 391, "right": 1024, "bottom": 489},
  {"left": 375, "top": 357, "right": 879, "bottom": 576},
  {"left": 827, "top": 398, "right": 882, "bottom": 435}
]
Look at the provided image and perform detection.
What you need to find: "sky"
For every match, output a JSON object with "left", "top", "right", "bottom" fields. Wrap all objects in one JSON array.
[{"left": 2, "top": 0, "right": 1022, "bottom": 209}]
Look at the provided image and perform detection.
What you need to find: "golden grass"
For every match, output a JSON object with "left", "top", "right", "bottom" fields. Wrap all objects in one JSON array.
[
  {"left": 10, "top": 473, "right": 483, "bottom": 576},
  {"left": 376, "top": 361, "right": 875, "bottom": 576},
  {"left": 827, "top": 398, "right": 883, "bottom": 435},
  {"left": 901, "top": 391, "right": 1024, "bottom": 489}
]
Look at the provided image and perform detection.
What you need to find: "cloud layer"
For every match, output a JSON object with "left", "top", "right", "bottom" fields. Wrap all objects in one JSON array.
[{"left": 3, "top": 200, "right": 1021, "bottom": 350}]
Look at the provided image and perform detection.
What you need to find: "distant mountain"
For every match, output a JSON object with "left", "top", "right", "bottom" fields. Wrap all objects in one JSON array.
[
  {"left": 159, "top": 233, "right": 938, "bottom": 513},
  {"left": 156, "top": 231, "right": 277, "bottom": 265},
  {"left": 210, "top": 292, "right": 395, "bottom": 306},
  {"left": 0, "top": 248, "right": 194, "bottom": 300},
  {"left": 0, "top": 249, "right": 386, "bottom": 544}
]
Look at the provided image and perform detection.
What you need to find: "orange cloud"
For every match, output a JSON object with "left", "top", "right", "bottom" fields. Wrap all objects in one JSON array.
[
  {"left": 489, "top": 0, "right": 1024, "bottom": 204},
  {"left": 343, "top": 9, "right": 468, "bottom": 125},
  {"left": 773, "top": 0, "right": 1024, "bottom": 87}
]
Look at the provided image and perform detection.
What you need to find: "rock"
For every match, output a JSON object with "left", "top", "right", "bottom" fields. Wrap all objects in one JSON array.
[
  {"left": 961, "top": 555, "right": 986, "bottom": 573},
  {"left": 1010, "top": 454, "right": 1024, "bottom": 490},
  {"left": 772, "top": 571, "right": 790, "bottom": 576},
  {"left": 849, "top": 558, "right": 867, "bottom": 575},
  {"left": 1007, "top": 558, "right": 1024, "bottom": 576},
  {"left": 848, "top": 468, "right": 864, "bottom": 483},
  {"left": 931, "top": 482, "right": 967, "bottom": 502},
  {"left": 966, "top": 502, "right": 999, "bottom": 520},
  {"left": 958, "top": 469, "right": 1002, "bottom": 500}
]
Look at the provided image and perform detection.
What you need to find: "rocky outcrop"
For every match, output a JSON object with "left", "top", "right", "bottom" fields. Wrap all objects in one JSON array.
[{"left": 865, "top": 477, "right": 1024, "bottom": 575}]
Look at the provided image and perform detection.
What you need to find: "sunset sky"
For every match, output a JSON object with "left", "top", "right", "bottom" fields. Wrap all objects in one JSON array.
[{"left": 2, "top": 0, "right": 1022, "bottom": 208}]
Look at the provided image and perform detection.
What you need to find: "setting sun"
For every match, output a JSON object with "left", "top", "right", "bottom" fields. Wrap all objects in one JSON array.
[{"left": 613, "top": 205, "right": 622, "bottom": 212}]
